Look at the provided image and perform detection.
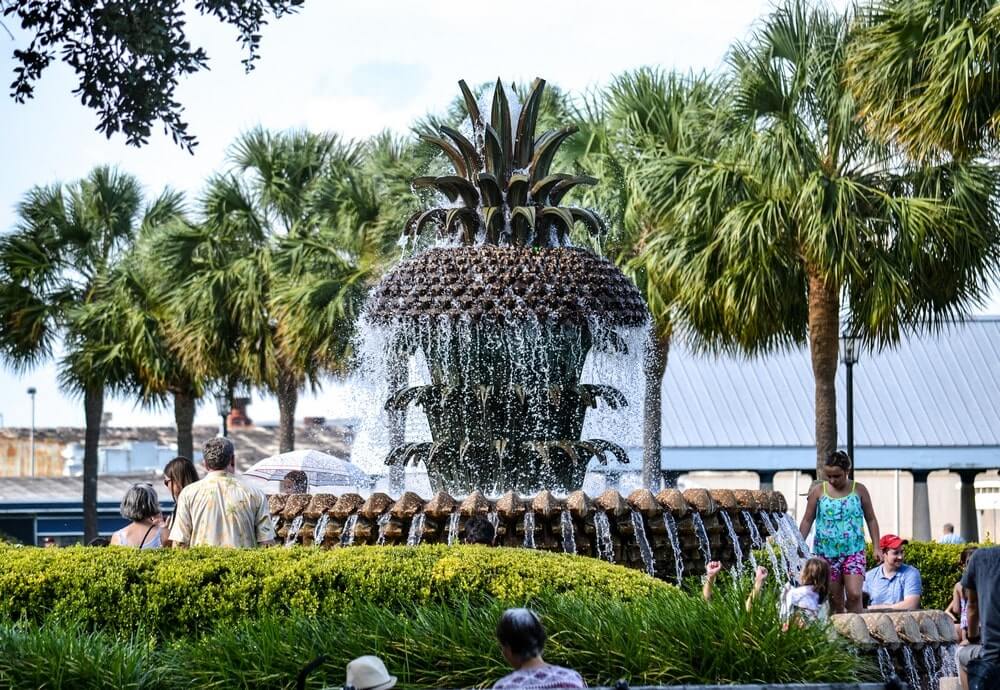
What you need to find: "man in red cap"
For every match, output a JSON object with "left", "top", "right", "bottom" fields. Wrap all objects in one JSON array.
[{"left": 862, "top": 534, "right": 922, "bottom": 610}]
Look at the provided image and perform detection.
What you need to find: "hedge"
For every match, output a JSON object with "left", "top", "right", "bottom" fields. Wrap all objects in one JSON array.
[{"left": 0, "top": 544, "right": 667, "bottom": 635}]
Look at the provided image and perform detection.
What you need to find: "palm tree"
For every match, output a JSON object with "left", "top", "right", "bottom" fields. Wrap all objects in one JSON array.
[
  {"left": 556, "top": 70, "right": 723, "bottom": 488},
  {"left": 0, "top": 167, "right": 184, "bottom": 540},
  {"left": 639, "top": 1, "right": 1000, "bottom": 476},
  {"left": 846, "top": 0, "right": 1000, "bottom": 161}
]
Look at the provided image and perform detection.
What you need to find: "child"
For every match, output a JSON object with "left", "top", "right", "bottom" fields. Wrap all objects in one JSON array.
[
  {"left": 780, "top": 557, "right": 830, "bottom": 627},
  {"left": 702, "top": 562, "right": 769, "bottom": 611},
  {"left": 946, "top": 546, "right": 978, "bottom": 642}
]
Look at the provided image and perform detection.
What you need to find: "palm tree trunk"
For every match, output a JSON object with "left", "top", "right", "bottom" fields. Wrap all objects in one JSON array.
[
  {"left": 277, "top": 367, "right": 298, "bottom": 453},
  {"left": 173, "top": 387, "right": 196, "bottom": 461},
  {"left": 807, "top": 264, "right": 839, "bottom": 478},
  {"left": 83, "top": 384, "right": 104, "bottom": 543},
  {"left": 642, "top": 332, "right": 671, "bottom": 489}
]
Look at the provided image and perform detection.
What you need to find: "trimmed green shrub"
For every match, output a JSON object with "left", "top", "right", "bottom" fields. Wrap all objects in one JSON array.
[
  {"left": 0, "top": 545, "right": 666, "bottom": 634},
  {"left": 0, "top": 583, "right": 873, "bottom": 689},
  {"left": 865, "top": 540, "right": 981, "bottom": 610}
]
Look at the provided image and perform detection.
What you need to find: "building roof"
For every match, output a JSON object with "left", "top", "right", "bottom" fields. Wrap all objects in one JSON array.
[
  {"left": 662, "top": 317, "right": 1000, "bottom": 449},
  {"left": 0, "top": 473, "right": 173, "bottom": 506}
]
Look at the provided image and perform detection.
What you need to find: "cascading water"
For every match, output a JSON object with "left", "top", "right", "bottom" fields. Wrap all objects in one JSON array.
[
  {"left": 744, "top": 510, "right": 776, "bottom": 575},
  {"left": 313, "top": 513, "right": 331, "bottom": 546},
  {"left": 593, "top": 511, "right": 614, "bottom": 562},
  {"left": 876, "top": 647, "right": 895, "bottom": 682},
  {"left": 630, "top": 510, "right": 656, "bottom": 577},
  {"left": 375, "top": 512, "right": 391, "bottom": 546},
  {"left": 760, "top": 510, "right": 793, "bottom": 578},
  {"left": 447, "top": 511, "right": 461, "bottom": 546},
  {"left": 690, "top": 512, "right": 712, "bottom": 564},
  {"left": 901, "top": 646, "right": 921, "bottom": 690},
  {"left": 523, "top": 510, "right": 536, "bottom": 549},
  {"left": 284, "top": 515, "right": 304, "bottom": 547},
  {"left": 560, "top": 509, "right": 577, "bottom": 554},
  {"left": 487, "top": 510, "right": 500, "bottom": 534},
  {"left": 718, "top": 511, "right": 744, "bottom": 578},
  {"left": 778, "top": 513, "right": 812, "bottom": 560},
  {"left": 407, "top": 512, "right": 426, "bottom": 546},
  {"left": 663, "top": 512, "right": 684, "bottom": 583},
  {"left": 340, "top": 514, "right": 359, "bottom": 546},
  {"left": 939, "top": 644, "right": 959, "bottom": 677},
  {"left": 922, "top": 645, "right": 940, "bottom": 690}
]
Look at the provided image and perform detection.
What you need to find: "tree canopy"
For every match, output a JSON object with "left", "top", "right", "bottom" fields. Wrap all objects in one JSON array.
[{"left": 2, "top": 0, "right": 304, "bottom": 151}]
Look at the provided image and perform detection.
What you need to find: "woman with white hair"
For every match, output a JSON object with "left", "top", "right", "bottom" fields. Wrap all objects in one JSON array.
[
  {"left": 493, "top": 608, "right": 586, "bottom": 689},
  {"left": 110, "top": 483, "right": 166, "bottom": 548}
]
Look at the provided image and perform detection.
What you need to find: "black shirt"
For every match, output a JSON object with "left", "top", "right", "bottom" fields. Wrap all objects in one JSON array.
[{"left": 962, "top": 546, "right": 1000, "bottom": 661}]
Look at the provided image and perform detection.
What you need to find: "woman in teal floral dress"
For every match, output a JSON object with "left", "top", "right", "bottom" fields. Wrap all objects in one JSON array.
[{"left": 799, "top": 451, "right": 881, "bottom": 613}]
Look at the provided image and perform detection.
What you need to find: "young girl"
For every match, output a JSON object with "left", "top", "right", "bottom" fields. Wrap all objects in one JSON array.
[
  {"left": 947, "top": 547, "right": 978, "bottom": 642},
  {"left": 781, "top": 557, "right": 830, "bottom": 627},
  {"left": 799, "top": 450, "right": 882, "bottom": 613}
]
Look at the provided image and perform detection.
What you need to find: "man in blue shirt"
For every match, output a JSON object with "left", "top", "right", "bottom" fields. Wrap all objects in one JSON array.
[
  {"left": 939, "top": 523, "right": 965, "bottom": 544},
  {"left": 863, "top": 534, "right": 922, "bottom": 610}
]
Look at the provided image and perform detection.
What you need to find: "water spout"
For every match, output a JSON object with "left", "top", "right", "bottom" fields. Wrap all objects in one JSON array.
[
  {"left": 560, "top": 509, "right": 577, "bottom": 554},
  {"left": 407, "top": 512, "right": 426, "bottom": 547},
  {"left": 375, "top": 512, "right": 391, "bottom": 546},
  {"left": 939, "top": 643, "right": 958, "bottom": 677},
  {"left": 630, "top": 510, "right": 655, "bottom": 577},
  {"left": 447, "top": 511, "right": 461, "bottom": 546},
  {"left": 718, "top": 511, "right": 744, "bottom": 578},
  {"left": 313, "top": 513, "right": 331, "bottom": 546},
  {"left": 340, "top": 514, "right": 359, "bottom": 547},
  {"left": 922, "top": 644, "right": 940, "bottom": 690},
  {"left": 760, "top": 511, "right": 792, "bottom": 579},
  {"left": 523, "top": 510, "right": 536, "bottom": 549},
  {"left": 284, "top": 515, "right": 304, "bottom": 547},
  {"left": 901, "top": 646, "right": 921, "bottom": 690},
  {"left": 593, "top": 511, "right": 614, "bottom": 562},
  {"left": 743, "top": 510, "right": 779, "bottom": 577},
  {"left": 691, "top": 512, "right": 712, "bottom": 564},
  {"left": 662, "top": 512, "right": 684, "bottom": 584},
  {"left": 876, "top": 647, "right": 894, "bottom": 682}
]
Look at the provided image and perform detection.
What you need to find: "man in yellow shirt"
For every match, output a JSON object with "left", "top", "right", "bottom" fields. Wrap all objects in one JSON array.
[{"left": 169, "top": 437, "right": 276, "bottom": 548}]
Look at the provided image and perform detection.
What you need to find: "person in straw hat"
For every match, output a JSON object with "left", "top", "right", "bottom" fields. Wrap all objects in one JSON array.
[{"left": 344, "top": 656, "right": 396, "bottom": 690}]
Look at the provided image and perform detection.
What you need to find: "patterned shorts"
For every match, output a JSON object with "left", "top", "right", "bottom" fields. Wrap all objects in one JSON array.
[{"left": 818, "top": 551, "right": 867, "bottom": 581}]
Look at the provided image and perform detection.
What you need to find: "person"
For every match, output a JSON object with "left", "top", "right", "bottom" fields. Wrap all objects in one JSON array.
[
  {"left": 702, "top": 560, "right": 723, "bottom": 601},
  {"left": 280, "top": 470, "right": 309, "bottom": 494},
  {"left": 957, "top": 547, "right": 1000, "bottom": 690},
  {"left": 42, "top": 536, "right": 56, "bottom": 548},
  {"left": 110, "top": 483, "right": 166, "bottom": 548},
  {"left": 863, "top": 534, "right": 922, "bottom": 610},
  {"left": 162, "top": 456, "right": 199, "bottom": 540},
  {"left": 799, "top": 450, "right": 881, "bottom": 613},
  {"left": 780, "top": 557, "right": 830, "bottom": 627},
  {"left": 948, "top": 547, "right": 979, "bottom": 642},
  {"left": 493, "top": 608, "right": 586, "bottom": 689},
  {"left": 169, "top": 437, "right": 275, "bottom": 548},
  {"left": 940, "top": 523, "right": 965, "bottom": 545},
  {"left": 344, "top": 655, "right": 396, "bottom": 690},
  {"left": 464, "top": 515, "right": 496, "bottom": 545}
]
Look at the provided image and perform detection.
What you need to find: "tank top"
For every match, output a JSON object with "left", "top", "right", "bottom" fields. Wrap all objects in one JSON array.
[
  {"left": 113, "top": 523, "right": 162, "bottom": 549},
  {"left": 813, "top": 481, "right": 866, "bottom": 557}
]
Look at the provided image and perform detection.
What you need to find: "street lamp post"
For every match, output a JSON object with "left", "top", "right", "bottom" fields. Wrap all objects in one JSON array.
[
  {"left": 839, "top": 333, "right": 859, "bottom": 473},
  {"left": 215, "top": 391, "right": 230, "bottom": 438},
  {"left": 26, "top": 387, "right": 36, "bottom": 477}
]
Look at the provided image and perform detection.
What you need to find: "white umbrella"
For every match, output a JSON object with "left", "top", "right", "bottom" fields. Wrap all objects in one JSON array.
[{"left": 242, "top": 449, "right": 371, "bottom": 493}]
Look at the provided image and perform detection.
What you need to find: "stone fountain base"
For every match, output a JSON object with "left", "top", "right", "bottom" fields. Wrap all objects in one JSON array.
[{"left": 268, "top": 487, "right": 799, "bottom": 581}]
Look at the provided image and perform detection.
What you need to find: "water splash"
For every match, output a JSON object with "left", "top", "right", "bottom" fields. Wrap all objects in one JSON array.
[
  {"left": 284, "top": 515, "right": 304, "bottom": 547},
  {"left": 593, "top": 511, "right": 614, "bottom": 562},
  {"left": 630, "top": 510, "right": 656, "bottom": 577},
  {"left": 778, "top": 512, "right": 812, "bottom": 560},
  {"left": 375, "top": 512, "right": 391, "bottom": 546},
  {"left": 744, "top": 510, "right": 780, "bottom": 577},
  {"left": 901, "top": 646, "right": 921, "bottom": 690},
  {"left": 922, "top": 645, "right": 940, "bottom": 690},
  {"left": 719, "top": 511, "right": 744, "bottom": 578},
  {"left": 560, "top": 509, "right": 577, "bottom": 554},
  {"left": 340, "top": 514, "right": 359, "bottom": 546},
  {"left": 876, "top": 647, "right": 895, "bottom": 682},
  {"left": 760, "top": 511, "right": 793, "bottom": 579},
  {"left": 939, "top": 643, "right": 959, "bottom": 677},
  {"left": 690, "top": 512, "right": 712, "bottom": 564},
  {"left": 447, "top": 511, "right": 461, "bottom": 546},
  {"left": 487, "top": 510, "right": 500, "bottom": 534},
  {"left": 523, "top": 510, "right": 536, "bottom": 549},
  {"left": 662, "top": 512, "right": 684, "bottom": 584},
  {"left": 407, "top": 512, "right": 426, "bottom": 547},
  {"left": 313, "top": 513, "right": 331, "bottom": 546}
]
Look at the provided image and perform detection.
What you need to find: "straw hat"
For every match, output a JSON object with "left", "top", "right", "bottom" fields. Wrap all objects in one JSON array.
[{"left": 345, "top": 656, "right": 397, "bottom": 690}]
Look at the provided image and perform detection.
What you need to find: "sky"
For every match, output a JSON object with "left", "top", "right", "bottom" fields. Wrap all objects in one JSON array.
[{"left": 0, "top": 0, "right": 996, "bottom": 429}]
